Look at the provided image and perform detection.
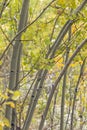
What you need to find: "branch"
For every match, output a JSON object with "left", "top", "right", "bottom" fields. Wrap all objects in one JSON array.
[
  {"left": 47, "top": 0, "right": 87, "bottom": 58},
  {"left": 38, "top": 39, "right": 87, "bottom": 130},
  {"left": 0, "top": 25, "right": 11, "bottom": 42},
  {"left": 0, "top": 0, "right": 56, "bottom": 61},
  {"left": 0, "top": 0, "right": 10, "bottom": 18},
  {"left": 74, "top": 0, "right": 87, "bottom": 15},
  {"left": 70, "top": 58, "right": 86, "bottom": 130}
]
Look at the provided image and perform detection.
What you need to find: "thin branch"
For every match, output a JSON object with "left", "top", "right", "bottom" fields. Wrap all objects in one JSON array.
[
  {"left": 50, "top": 9, "right": 65, "bottom": 41},
  {"left": 47, "top": 0, "right": 87, "bottom": 58},
  {"left": 0, "top": 0, "right": 10, "bottom": 18},
  {"left": 0, "top": 25, "right": 11, "bottom": 42},
  {"left": 19, "top": 74, "right": 37, "bottom": 128},
  {"left": 0, "top": 0, "right": 56, "bottom": 61},
  {"left": 73, "top": 0, "right": 87, "bottom": 15},
  {"left": 38, "top": 39, "right": 87, "bottom": 130},
  {"left": 70, "top": 58, "right": 86, "bottom": 130},
  {"left": 22, "top": 1, "right": 87, "bottom": 129}
]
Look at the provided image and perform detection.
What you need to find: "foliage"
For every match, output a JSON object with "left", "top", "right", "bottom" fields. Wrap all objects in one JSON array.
[{"left": 0, "top": 0, "right": 87, "bottom": 130}]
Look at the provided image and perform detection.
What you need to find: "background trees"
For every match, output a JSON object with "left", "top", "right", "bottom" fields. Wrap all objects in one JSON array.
[{"left": 0, "top": 0, "right": 87, "bottom": 130}]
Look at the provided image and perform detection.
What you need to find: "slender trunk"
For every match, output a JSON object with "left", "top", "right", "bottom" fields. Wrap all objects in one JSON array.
[
  {"left": 4, "top": 0, "right": 30, "bottom": 130},
  {"left": 24, "top": 70, "right": 43, "bottom": 118},
  {"left": 51, "top": 89, "right": 58, "bottom": 130},
  {"left": 60, "top": 47, "right": 69, "bottom": 130},
  {"left": 22, "top": 1, "right": 87, "bottom": 129},
  {"left": 48, "top": 0, "right": 87, "bottom": 58},
  {"left": 65, "top": 69, "right": 72, "bottom": 130},
  {"left": 22, "top": 69, "right": 48, "bottom": 130},
  {"left": 38, "top": 1, "right": 87, "bottom": 129},
  {"left": 70, "top": 58, "right": 86, "bottom": 130},
  {"left": 60, "top": 26, "right": 71, "bottom": 130},
  {"left": 22, "top": 19, "right": 72, "bottom": 128},
  {"left": 38, "top": 39, "right": 87, "bottom": 130},
  {"left": 11, "top": 43, "right": 23, "bottom": 130}
]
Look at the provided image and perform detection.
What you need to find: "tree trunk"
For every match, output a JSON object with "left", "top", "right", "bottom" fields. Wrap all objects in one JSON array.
[
  {"left": 38, "top": 39, "right": 87, "bottom": 130},
  {"left": 4, "top": 0, "right": 30, "bottom": 130},
  {"left": 60, "top": 26, "right": 71, "bottom": 130},
  {"left": 70, "top": 58, "right": 86, "bottom": 130}
]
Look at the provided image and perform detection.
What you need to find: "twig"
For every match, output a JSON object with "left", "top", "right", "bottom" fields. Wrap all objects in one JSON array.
[
  {"left": 0, "top": 25, "right": 11, "bottom": 42},
  {"left": 0, "top": 0, "right": 56, "bottom": 61},
  {"left": 38, "top": 39, "right": 87, "bottom": 130},
  {"left": 0, "top": 0, "right": 10, "bottom": 18}
]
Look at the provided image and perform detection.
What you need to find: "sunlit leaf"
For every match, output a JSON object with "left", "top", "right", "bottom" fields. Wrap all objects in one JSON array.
[
  {"left": 3, "top": 118, "right": 10, "bottom": 127},
  {"left": 5, "top": 101, "right": 15, "bottom": 108},
  {"left": 12, "top": 91, "right": 21, "bottom": 101}
]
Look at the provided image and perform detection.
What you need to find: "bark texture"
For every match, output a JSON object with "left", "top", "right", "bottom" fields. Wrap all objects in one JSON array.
[{"left": 4, "top": 0, "right": 30, "bottom": 130}]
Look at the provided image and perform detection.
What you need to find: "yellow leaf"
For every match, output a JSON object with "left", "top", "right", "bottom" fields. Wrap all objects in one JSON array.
[
  {"left": 5, "top": 101, "right": 15, "bottom": 108},
  {"left": 0, "top": 94, "right": 8, "bottom": 100},
  {"left": 54, "top": 56, "right": 64, "bottom": 68},
  {"left": 0, "top": 118, "right": 10, "bottom": 129},
  {"left": 3, "top": 118, "right": 10, "bottom": 127},
  {"left": 72, "top": 24, "right": 77, "bottom": 33},
  {"left": 70, "top": 63, "right": 76, "bottom": 67},
  {"left": 12, "top": 91, "right": 21, "bottom": 101},
  {"left": 59, "top": 0, "right": 66, "bottom": 5},
  {"left": 0, "top": 121, "right": 4, "bottom": 127},
  {"left": 6, "top": 89, "right": 13, "bottom": 94},
  {"left": 56, "top": 63, "right": 64, "bottom": 67}
]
